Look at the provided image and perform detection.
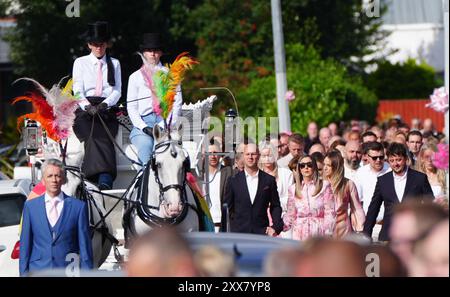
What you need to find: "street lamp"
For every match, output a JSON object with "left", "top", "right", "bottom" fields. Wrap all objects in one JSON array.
[{"left": 224, "top": 108, "right": 238, "bottom": 154}]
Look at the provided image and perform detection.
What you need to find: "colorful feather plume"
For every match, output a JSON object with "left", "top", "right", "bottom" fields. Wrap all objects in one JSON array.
[
  {"left": 12, "top": 78, "right": 80, "bottom": 142},
  {"left": 152, "top": 52, "right": 199, "bottom": 122}
]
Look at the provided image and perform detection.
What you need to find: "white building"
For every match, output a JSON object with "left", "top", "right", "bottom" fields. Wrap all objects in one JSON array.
[{"left": 381, "top": 0, "right": 445, "bottom": 73}]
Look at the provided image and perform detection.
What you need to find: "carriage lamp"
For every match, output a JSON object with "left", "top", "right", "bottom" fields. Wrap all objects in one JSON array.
[
  {"left": 25, "top": 119, "right": 39, "bottom": 156},
  {"left": 224, "top": 108, "right": 238, "bottom": 153},
  {"left": 24, "top": 119, "right": 40, "bottom": 187}
]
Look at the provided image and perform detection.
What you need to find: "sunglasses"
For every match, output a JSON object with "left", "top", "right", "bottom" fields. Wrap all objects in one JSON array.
[
  {"left": 368, "top": 155, "right": 385, "bottom": 161},
  {"left": 298, "top": 162, "right": 313, "bottom": 169}
]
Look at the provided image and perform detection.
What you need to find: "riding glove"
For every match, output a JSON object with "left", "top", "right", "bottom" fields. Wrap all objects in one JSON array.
[
  {"left": 85, "top": 104, "right": 97, "bottom": 116},
  {"left": 97, "top": 102, "right": 108, "bottom": 112},
  {"left": 143, "top": 127, "right": 153, "bottom": 137}
]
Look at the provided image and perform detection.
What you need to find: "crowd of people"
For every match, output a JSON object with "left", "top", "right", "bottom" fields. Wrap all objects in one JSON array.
[
  {"left": 200, "top": 116, "right": 448, "bottom": 276},
  {"left": 16, "top": 19, "right": 448, "bottom": 277}
]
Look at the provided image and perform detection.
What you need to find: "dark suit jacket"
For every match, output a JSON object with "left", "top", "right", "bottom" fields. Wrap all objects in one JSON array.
[
  {"left": 219, "top": 166, "right": 234, "bottom": 204},
  {"left": 19, "top": 193, "right": 93, "bottom": 276},
  {"left": 363, "top": 168, "right": 434, "bottom": 241},
  {"left": 223, "top": 170, "right": 283, "bottom": 235}
]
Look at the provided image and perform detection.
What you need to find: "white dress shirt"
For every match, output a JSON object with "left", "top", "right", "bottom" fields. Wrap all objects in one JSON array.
[
  {"left": 206, "top": 169, "right": 222, "bottom": 223},
  {"left": 344, "top": 164, "right": 359, "bottom": 183},
  {"left": 276, "top": 167, "right": 294, "bottom": 214},
  {"left": 277, "top": 153, "right": 294, "bottom": 169},
  {"left": 354, "top": 163, "right": 391, "bottom": 221},
  {"left": 127, "top": 62, "right": 183, "bottom": 130},
  {"left": 245, "top": 169, "right": 259, "bottom": 204},
  {"left": 72, "top": 53, "right": 122, "bottom": 109},
  {"left": 44, "top": 192, "right": 64, "bottom": 227},
  {"left": 393, "top": 168, "right": 408, "bottom": 202}
]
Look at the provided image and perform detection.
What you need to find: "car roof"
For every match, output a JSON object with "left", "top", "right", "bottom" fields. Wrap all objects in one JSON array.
[
  {"left": 183, "top": 232, "right": 301, "bottom": 276},
  {"left": 0, "top": 179, "right": 32, "bottom": 196}
]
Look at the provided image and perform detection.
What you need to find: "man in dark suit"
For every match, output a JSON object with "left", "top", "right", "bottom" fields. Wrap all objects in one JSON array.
[
  {"left": 20, "top": 159, "right": 93, "bottom": 276},
  {"left": 363, "top": 142, "right": 434, "bottom": 242},
  {"left": 223, "top": 142, "right": 283, "bottom": 235},
  {"left": 204, "top": 142, "right": 235, "bottom": 230}
]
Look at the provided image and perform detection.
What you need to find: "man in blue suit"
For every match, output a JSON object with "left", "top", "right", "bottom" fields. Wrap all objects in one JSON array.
[{"left": 20, "top": 159, "right": 93, "bottom": 276}]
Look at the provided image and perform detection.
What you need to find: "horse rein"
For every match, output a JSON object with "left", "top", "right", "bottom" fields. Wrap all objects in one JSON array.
[{"left": 152, "top": 139, "right": 188, "bottom": 207}]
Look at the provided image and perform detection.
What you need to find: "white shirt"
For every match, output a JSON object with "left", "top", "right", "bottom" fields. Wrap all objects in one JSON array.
[
  {"left": 393, "top": 168, "right": 408, "bottom": 202},
  {"left": 127, "top": 62, "right": 183, "bottom": 130},
  {"left": 72, "top": 53, "right": 122, "bottom": 109},
  {"left": 354, "top": 163, "right": 391, "bottom": 221},
  {"left": 344, "top": 164, "right": 359, "bottom": 183},
  {"left": 44, "top": 192, "right": 64, "bottom": 227},
  {"left": 207, "top": 169, "right": 222, "bottom": 223},
  {"left": 245, "top": 169, "right": 259, "bottom": 204},
  {"left": 277, "top": 153, "right": 294, "bottom": 169},
  {"left": 276, "top": 167, "right": 294, "bottom": 214}
]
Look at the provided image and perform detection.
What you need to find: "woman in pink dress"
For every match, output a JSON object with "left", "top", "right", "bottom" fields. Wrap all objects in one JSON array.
[
  {"left": 323, "top": 150, "right": 365, "bottom": 238},
  {"left": 283, "top": 155, "right": 336, "bottom": 241}
]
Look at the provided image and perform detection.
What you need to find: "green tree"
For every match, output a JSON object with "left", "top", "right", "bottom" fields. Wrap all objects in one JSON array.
[
  {"left": 282, "top": 0, "right": 389, "bottom": 72},
  {"left": 173, "top": 0, "right": 388, "bottom": 114},
  {"left": 5, "top": 0, "right": 200, "bottom": 99},
  {"left": 366, "top": 59, "right": 442, "bottom": 99},
  {"left": 171, "top": 0, "right": 273, "bottom": 95},
  {"left": 0, "top": 1, "right": 8, "bottom": 17},
  {"left": 240, "top": 44, "right": 378, "bottom": 134}
]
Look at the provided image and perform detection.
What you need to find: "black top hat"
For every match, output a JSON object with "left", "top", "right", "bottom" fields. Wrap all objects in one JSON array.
[
  {"left": 85, "top": 21, "right": 111, "bottom": 43},
  {"left": 139, "top": 33, "right": 165, "bottom": 51}
]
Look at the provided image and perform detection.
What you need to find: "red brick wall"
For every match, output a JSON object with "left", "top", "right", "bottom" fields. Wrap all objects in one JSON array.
[{"left": 377, "top": 99, "right": 445, "bottom": 132}]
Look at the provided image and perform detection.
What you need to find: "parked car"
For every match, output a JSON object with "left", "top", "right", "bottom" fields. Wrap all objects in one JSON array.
[{"left": 0, "top": 179, "right": 31, "bottom": 277}]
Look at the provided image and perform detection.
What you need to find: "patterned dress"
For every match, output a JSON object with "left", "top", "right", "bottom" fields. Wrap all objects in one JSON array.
[{"left": 283, "top": 181, "right": 336, "bottom": 241}]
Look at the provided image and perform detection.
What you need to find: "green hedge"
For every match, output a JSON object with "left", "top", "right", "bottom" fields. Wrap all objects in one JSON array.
[{"left": 366, "top": 59, "right": 442, "bottom": 99}]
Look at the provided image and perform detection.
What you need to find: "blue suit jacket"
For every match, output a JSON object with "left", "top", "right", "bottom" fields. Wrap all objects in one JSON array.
[{"left": 19, "top": 193, "right": 93, "bottom": 276}]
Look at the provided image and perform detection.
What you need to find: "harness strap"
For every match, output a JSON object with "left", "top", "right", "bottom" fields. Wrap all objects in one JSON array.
[{"left": 95, "top": 111, "right": 143, "bottom": 167}]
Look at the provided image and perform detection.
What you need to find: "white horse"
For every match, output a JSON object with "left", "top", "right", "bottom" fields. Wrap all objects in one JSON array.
[
  {"left": 42, "top": 130, "right": 115, "bottom": 268},
  {"left": 123, "top": 126, "right": 205, "bottom": 240}
]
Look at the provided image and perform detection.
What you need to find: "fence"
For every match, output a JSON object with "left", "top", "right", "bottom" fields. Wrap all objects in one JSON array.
[{"left": 376, "top": 99, "right": 445, "bottom": 132}]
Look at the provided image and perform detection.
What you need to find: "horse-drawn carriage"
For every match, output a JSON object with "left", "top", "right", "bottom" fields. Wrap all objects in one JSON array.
[{"left": 14, "top": 94, "right": 218, "bottom": 267}]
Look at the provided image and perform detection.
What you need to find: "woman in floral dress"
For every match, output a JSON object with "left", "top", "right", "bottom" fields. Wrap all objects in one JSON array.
[{"left": 283, "top": 155, "right": 336, "bottom": 241}]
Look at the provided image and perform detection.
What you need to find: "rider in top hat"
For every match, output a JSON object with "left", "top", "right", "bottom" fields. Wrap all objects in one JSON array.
[
  {"left": 127, "top": 33, "right": 183, "bottom": 165},
  {"left": 72, "top": 21, "right": 122, "bottom": 190}
]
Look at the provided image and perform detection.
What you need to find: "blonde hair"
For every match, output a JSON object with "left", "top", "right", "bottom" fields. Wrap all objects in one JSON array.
[
  {"left": 325, "top": 150, "right": 347, "bottom": 202},
  {"left": 417, "top": 143, "right": 446, "bottom": 194},
  {"left": 258, "top": 140, "right": 278, "bottom": 178},
  {"left": 194, "top": 245, "right": 236, "bottom": 277}
]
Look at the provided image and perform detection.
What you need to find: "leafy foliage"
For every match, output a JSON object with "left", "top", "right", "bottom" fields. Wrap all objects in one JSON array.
[
  {"left": 240, "top": 44, "right": 378, "bottom": 134},
  {"left": 366, "top": 59, "right": 443, "bottom": 99}
]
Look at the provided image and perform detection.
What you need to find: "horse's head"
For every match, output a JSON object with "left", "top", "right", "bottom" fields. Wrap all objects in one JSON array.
[{"left": 151, "top": 125, "right": 189, "bottom": 218}]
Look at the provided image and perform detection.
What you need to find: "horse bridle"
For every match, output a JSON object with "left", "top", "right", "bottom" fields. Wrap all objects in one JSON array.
[{"left": 150, "top": 139, "right": 190, "bottom": 208}]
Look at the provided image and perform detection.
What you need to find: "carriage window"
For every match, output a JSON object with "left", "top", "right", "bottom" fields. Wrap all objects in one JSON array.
[{"left": 0, "top": 194, "right": 26, "bottom": 227}]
